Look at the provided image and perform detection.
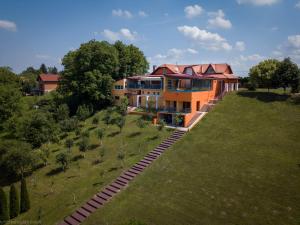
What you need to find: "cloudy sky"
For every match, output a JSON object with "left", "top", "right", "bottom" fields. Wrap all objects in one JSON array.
[{"left": 1, "top": 0, "right": 300, "bottom": 76}]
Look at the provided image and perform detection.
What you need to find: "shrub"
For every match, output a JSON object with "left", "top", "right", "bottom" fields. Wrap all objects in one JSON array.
[
  {"left": 9, "top": 184, "right": 19, "bottom": 219},
  {"left": 0, "top": 187, "right": 9, "bottom": 223},
  {"left": 136, "top": 118, "right": 146, "bottom": 129},
  {"left": 55, "top": 152, "right": 70, "bottom": 171},
  {"left": 20, "top": 178, "right": 30, "bottom": 213},
  {"left": 92, "top": 116, "right": 99, "bottom": 125},
  {"left": 157, "top": 120, "right": 166, "bottom": 131},
  {"left": 60, "top": 117, "right": 79, "bottom": 132},
  {"left": 76, "top": 104, "right": 92, "bottom": 121},
  {"left": 79, "top": 137, "right": 89, "bottom": 152},
  {"left": 246, "top": 82, "right": 257, "bottom": 91},
  {"left": 81, "top": 130, "right": 90, "bottom": 138},
  {"left": 65, "top": 138, "right": 74, "bottom": 152},
  {"left": 75, "top": 127, "right": 81, "bottom": 136}
]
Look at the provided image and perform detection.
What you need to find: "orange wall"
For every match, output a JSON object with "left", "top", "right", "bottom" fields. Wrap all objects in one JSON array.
[{"left": 40, "top": 82, "right": 59, "bottom": 92}]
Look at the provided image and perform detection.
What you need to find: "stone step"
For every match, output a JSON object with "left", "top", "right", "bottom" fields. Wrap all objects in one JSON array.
[
  {"left": 87, "top": 199, "right": 101, "bottom": 209},
  {"left": 106, "top": 186, "right": 119, "bottom": 193},
  {"left": 92, "top": 195, "right": 105, "bottom": 205},
  {"left": 71, "top": 212, "right": 85, "bottom": 222},
  {"left": 120, "top": 174, "right": 133, "bottom": 181},
  {"left": 128, "top": 168, "right": 141, "bottom": 174},
  {"left": 96, "top": 192, "right": 109, "bottom": 201},
  {"left": 124, "top": 171, "right": 136, "bottom": 178},
  {"left": 140, "top": 159, "right": 151, "bottom": 164},
  {"left": 64, "top": 216, "right": 80, "bottom": 225},
  {"left": 110, "top": 182, "right": 124, "bottom": 190},
  {"left": 136, "top": 162, "right": 148, "bottom": 167},
  {"left": 82, "top": 203, "right": 96, "bottom": 213},
  {"left": 101, "top": 190, "right": 114, "bottom": 198},
  {"left": 133, "top": 164, "right": 145, "bottom": 170},
  {"left": 116, "top": 178, "right": 128, "bottom": 185},
  {"left": 76, "top": 208, "right": 90, "bottom": 218},
  {"left": 143, "top": 156, "right": 155, "bottom": 161}
]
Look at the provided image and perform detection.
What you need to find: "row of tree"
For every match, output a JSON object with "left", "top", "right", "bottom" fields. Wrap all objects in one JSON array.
[
  {"left": 0, "top": 179, "right": 30, "bottom": 223},
  {"left": 248, "top": 57, "right": 300, "bottom": 93}
]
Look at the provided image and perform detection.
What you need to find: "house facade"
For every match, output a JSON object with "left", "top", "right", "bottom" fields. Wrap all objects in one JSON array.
[
  {"left": 112, "top": 63, "right": 239, "bottom": 127},
  {"left": 38, "top": 74, "right": 60, "bottom": 94}
]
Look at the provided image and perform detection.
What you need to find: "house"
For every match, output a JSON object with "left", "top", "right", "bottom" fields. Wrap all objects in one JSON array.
[
  {"left": 38, "top": 74, "right": 60, "bottom": 94},
  {"left": 113, "top": 63, "right": 239, "bottom": 128}
]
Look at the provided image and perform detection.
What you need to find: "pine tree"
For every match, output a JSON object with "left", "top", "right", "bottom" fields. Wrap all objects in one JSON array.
[
  {"left": 39, "top": 64, "right": 47, "bottom": 74},
  {"left": 9, "top": 184, "right": 19, "bottom": 219},
  {"left": 0, "top": 187, "right": 9, "bottom": 224},
  {"left": 20, "top": 179, "right": 30, "bottom": 213}
]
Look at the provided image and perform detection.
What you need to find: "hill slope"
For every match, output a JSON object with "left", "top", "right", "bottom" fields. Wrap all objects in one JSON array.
[{"left": 84, "top": 90, "right": 300, "bottom": 225}]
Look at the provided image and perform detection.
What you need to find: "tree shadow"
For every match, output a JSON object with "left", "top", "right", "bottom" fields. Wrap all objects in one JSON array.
[
  {"left": 237, "top": 91, "right": 289, "bottom": 103},
  {"left": 88, "top": 144, "right": 99, "bottom": 150},
  {"left": 46, "top": 167, "right": 63, "bottom": 176},
  {"left": 127, "top": 131, "right": 141, "bottom": 138},
  {"left": 147, "top": 135, "right": 159, "bottom": 141},
  {"left": 107, "top": 131, "right": 119, "bottom": 137}
]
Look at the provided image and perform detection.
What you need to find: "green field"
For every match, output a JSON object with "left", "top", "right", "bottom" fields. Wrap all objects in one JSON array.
[
  {"left": 83, "top": 90, "right": 300, "bottom": 225},
  {"left": 3, "top": 111, "right": 171, "bottom": 225}
]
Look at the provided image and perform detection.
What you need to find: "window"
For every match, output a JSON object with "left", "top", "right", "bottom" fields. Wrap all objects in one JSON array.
[
  {"left": 114, "top": 85, "right": 124, "bottom": 90},
  {"left": 205, "top": 66, "right": 215, "bottom": 74},
  {"left": 115, "top": 96, "right": 120, "bottom": 100},
  {"left": 185, "top": 68, "right": 193, "bottom": 75},
  {"left": 167, "top": 79, "right": 172, "bottom": 89},
  {"left": 192, "top": 80, "right": 212, "bottom": 91}
]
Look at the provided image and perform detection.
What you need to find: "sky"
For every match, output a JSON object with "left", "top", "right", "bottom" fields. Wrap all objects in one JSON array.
[{"left": 0, "top": 0, "right": 300, "bottom": 76}]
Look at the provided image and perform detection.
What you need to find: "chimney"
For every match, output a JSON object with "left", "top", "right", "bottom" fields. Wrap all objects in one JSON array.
[{"left": 152, "top": 65, "right": 157, "bottom": 72}]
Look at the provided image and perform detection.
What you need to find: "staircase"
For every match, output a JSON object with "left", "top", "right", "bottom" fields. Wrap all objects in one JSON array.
[{"left": 58, "top": 130, "right": 186, "bottom": 225}]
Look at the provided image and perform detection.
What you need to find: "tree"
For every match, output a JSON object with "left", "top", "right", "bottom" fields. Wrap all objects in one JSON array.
[
  {"left": 1, "top": 141, "right": 35, "bottom": 178},
  {"left": 55, "top": 104, "right": 69, "bottom": 121},
  {"left": 76, "top": 104, "right": 92, "bottom": 121},
  {"left": 0, "top": 67, "right": 21, "bottom": 126},
  {"left": 127, "top": 44, "right": 149, "bottom": 77},
  {"left": 157, "top": 120, "right": 166, "bottom": 131},
  {"left": 92, "top": 116, "right": 99, "bottom": 125},
  {"left": 136, "top": 118, "right": 146, "bottom": 129},
  {"left": 48, "top": 66, "right": 58, "bottom": 74},
  {"left": 22, "top": 111, "right": 59, "bottom": 148},
  {"left": 118, "top": 97, "right": 129, "bottom": 116},
  {"left": 60, "top": 40, "right": 118, "bottom": 109},
  {"left": 115, "top": 116, "right": 126, "bottom": 133},
  {"left": 65, "top": 138, "right": 74, "bottom": 153},
  {"left": 275, "top": 58, "right": 300, "bottom": 93},
  {"left": 0, "top": 187, "right": 9, "bottom": 223},
  {"left": 20, "top": 72, "right": 38, "bottom": 94},
  {"left": 117, "top": 151, "right": 125, "bottom": 168},
  {"left": 55, "top": 152, "right": 70, "bottom": 171},
  {"left": 78, "top": 136, "right": 89, "bottom": 152},
  {"left": 9, "top": 184, "right": 19, "bottom": 219},
  {"left": 114, "top": 41, "right": 130, "bottom": 79},
  {"left": 249, "top": 59, "right": 280, "bottom": 92},
  {"left": 20, "top": 178, "right": 30, "bottom": 213},
  {"left": 96, "top": 128, "right": 105, "bottom": 146},
  {"left": 39, "top": 64, "right": 47, "bottom": 74}
]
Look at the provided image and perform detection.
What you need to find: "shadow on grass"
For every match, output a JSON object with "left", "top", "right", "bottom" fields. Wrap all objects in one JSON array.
[
  {"left": 46, "top": 167, "right": 63, "bottom": 176},
  {"left": 147, "top": 135, "right": 159, "bottom": 141},
  {"left": 88, "top": 144, "right": 99, "bottom": 150},
  {"left": 108, "top": 131, "right": 119, "bottom": 137},
  {"left": 127, "top": 131, "right": 141, "bottom": 138},
  {"left": 237, "top": 91, "right": 289, "bottom": 103},
  {"left": 93, "top": 181, "right": 104, "bottom": 186}
]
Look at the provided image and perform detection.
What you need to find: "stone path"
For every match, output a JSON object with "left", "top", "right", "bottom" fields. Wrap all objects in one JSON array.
[{"left": 58, "top": 130, "right": 186, "bottom": 225}]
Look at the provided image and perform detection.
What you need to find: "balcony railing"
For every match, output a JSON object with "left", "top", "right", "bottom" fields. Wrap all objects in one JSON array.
[
  {"left": 160, "top": 107, "right": 191, "bottom": 114},
  {"left": 128, "top": 84, "right": 162, "bottom": 89}
]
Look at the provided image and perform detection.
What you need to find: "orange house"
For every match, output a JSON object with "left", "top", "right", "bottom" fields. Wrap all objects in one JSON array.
[
  {"left": 112, "top": 63, "right": 239, "bottom": 128},
  {"left": 38, "top": 74, "right": 60, "bottom": 94}
]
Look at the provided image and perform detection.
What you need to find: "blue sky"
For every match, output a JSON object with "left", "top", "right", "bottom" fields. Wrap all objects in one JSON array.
[{"left": 1, "top": 0, "right": 300, "bottom": 76}]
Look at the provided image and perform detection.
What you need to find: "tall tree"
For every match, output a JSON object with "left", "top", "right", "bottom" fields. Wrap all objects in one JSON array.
[
  {"left": 48, "top": 66, "right": 58, "bottom": 74},
  {"left": 9, "top": 184, "right": 19, "bottom": 219},
  {"left": 249, "top": 59, "right": 280, "bottom": 92},
  {"left": 39, "top": 64, "right": 47, "bottom": 74},
  {"left": 0, "top": 187, "right": 9, "bottom": 223},
  {"left": 20, "top": 178, "right": 30, "bottom": 213},
  {"left": 275, "top": 57, "right": 300, "bottom": 93},
  {"left": 114, "top": 41, "right": 130, "bottom": 79}
]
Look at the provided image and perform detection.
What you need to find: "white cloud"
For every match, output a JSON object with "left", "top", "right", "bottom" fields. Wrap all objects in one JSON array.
[
  {"left": 184, "top": 4, "right": 204, "bottom": 19},
  {"left": 102, "top": 28, "right": 137, "bottom": 42},
  {"left": 240, "top": 54, "right": 265, "bottom": 61},
  {"left": 296, "top": 1, "right": 300, "bottom": 8},
  {"left": 235, "top": 41, "right": 246, "bottom": 51},
  {"left": 271, "top": 26, "right": 278, "bottom": 31},
  {"left": 112, "top": 9, "right": 133, "bottom": 19},
  {"left": 177, "top": 25, "right": 232, "bottom": 51},
  {"left": 237, "top": 0, "right": 280, "bottom": 6},
  {"left": 273, "top": 35, "right": 300, "bottom": 64},
  {"left": 208, "top": 10, "right": 232, "bottom": 29},
  {"left": 138, "top": 11, "right": 148, "bottom": 17},
  {"left": 288, "top": 35, "right": 300, "bottom": 48},
  {"left": 150, "top": 48, "right": 199, "bottom": 65},
  {"left": 0, "top": 20, "right": 17, "bottom": 31}
]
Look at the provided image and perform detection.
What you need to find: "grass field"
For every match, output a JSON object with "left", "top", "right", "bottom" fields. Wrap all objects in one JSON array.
[
  {"left": 83, "top": 90, "right": 300, "bottom": 225},
  {"left": 3, "top": 111, "right": 171, "bottom": 225}
]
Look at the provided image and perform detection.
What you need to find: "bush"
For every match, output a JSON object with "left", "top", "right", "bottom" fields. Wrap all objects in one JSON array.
[
  {"left": 157, "top": 120, "right": 166, "bottom": 131},
  {"left": 290, "top": 93, "right": 300, "bottom": 104},
  {"left": 55, "top": 152, "right": 70, "bottom": 171},
  {"left": 79, "top": 136, "right": 89, "bottom": 152},
  {"left": 9, "top": 184, "right": 19, "bottom": 219},
  {"left": 0, "top": 187, "right": 9, "bottom": 223},
  {"left": 246, "top": 82, "right": 257, "bottom": 91},
  {"left": 92, "top": 116, "right": 99, "bottom": 125},
  {"left": 76, "top": 104, "right": 93, "bottom": 121},
  {"left": 20, "top": 178, "right": 30, "bottom": 213},
  {"left": 60, "top": 117, "right": 79, "bottom": 132}
]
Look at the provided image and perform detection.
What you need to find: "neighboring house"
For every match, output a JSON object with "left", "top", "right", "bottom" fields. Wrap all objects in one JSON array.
[
  {"left": 112, "top": 63, "right": 239, "bottom": 127},
  {"left": 38, "top": 74, "right": 60, "bottom": 94}
]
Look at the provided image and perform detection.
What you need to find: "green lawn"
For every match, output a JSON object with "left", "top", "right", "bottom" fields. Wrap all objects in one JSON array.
[
  {"left": 83, "top": 90, "right": 300, "bottom": 225},
  {"left": 4, "top": 112, "right": 171, "bottom": 225}
]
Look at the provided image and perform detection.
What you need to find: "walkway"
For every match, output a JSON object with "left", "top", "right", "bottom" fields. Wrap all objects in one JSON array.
[{"left": 58, "top": 130, "right": 186, "bottom": 225}]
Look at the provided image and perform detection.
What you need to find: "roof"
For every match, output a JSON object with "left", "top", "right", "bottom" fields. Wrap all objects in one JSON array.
[
  {"left": 38, "top": 74, "right": 60, "bottom": 82},
  {"left": 152, "top": 63, "right": 238, "bottom": 79}
]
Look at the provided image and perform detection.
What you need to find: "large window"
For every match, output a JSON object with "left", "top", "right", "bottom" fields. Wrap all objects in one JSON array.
[
  {"left": 114, "top": 85, "right": 124, "bottom": 90},
  {"left": 192, "top": 80, "right": 212, "bottom": 91}
]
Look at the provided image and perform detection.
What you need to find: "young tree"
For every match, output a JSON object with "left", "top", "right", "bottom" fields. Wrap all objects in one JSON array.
[
  {"left": 92, "top": 116, "right": 99, "bottom": 125},
  {"left": 157, "top": 120, "right": 166, "bottom": 131},
  {"left": 136, "top": 118, "right": 146, "bottom": 129},
  {"left": 118, "top": 97, "right": 129, "bottom": 116},
  {"left": 39, "top": 64, "right": 47, "bottom": 74},
  {"left": 0, "top": 187, "right": 9, "bottom": 223},
  {"left": 55, "top": 152, "right": 70, "bottom": 171},
  {"left": 9, "top": 184, "right": 19, "bottom": 219},
  {"left": 20, "top": 178, "right": 30, "bottom": 213},
  {"left": 96, "top": 128, "right": 105, "bottom": 146},
  {"left": 117, "top": 151, "right": 125, "bottom": 168},
  {"left": 116, "top": 116, "right": 126, "bottom": 133},
  {"left": 56, "top": 104, "right": 70, "bottom": 121},
  {"left": 78, "top": 136, "right": 89, "bottom": 152},
  {"left": 76, "top": 104, "right": 92, "bottom": 121},
  {"left": 65, "top": 138, "right": 74, "bottom": 153}
]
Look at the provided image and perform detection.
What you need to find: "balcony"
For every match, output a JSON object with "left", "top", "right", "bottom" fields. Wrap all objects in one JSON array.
[
  {"left": 128, "top": 84, "right": 162, "bottom": 89},
  {"left": 160, "top": 107, "right": 191, "bottom": 114}
]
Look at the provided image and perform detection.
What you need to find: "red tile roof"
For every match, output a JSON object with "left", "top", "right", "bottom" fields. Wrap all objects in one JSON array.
[{"left": 39, "top": 74, "right": 60, "bottom": 82}]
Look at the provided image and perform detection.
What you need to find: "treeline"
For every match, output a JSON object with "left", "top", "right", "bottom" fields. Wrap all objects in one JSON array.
[
  {"left": 0, "top": 40, "right": 148, "bottom": 182},
  {"left": 242, "top": 58, "right": 300, "bottom": 93}
]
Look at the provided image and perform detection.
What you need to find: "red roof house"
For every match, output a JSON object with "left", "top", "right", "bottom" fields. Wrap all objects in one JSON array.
[{"left": 38, "top": 74, "right": 60, "bottom": 94}]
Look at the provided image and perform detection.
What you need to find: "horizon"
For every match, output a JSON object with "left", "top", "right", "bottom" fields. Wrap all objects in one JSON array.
[{"left": 1, "top": 0, "right": 300, "bottom": 76}]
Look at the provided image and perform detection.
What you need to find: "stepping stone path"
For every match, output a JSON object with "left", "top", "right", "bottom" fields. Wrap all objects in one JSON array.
[{"left": 58, "top": 130, "right": 186, "bottom": 225}]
